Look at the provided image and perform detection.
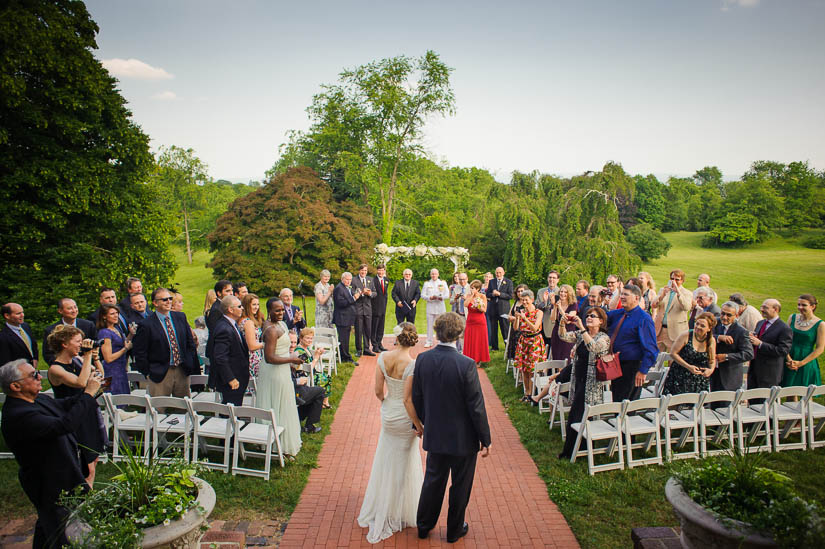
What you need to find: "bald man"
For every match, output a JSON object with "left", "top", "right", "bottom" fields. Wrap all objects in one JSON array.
[{"left": 747, "top": 299, "right": 793, "bottom": 390}]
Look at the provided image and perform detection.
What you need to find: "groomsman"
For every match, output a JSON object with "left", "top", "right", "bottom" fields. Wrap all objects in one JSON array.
[
  {"left": 371, "top": 265, "right": 391, "bottom": 352},
  {"left": 485, "top": 267, "right": 513, "bottom": 350},
  {"left": 352, "top": 264, "right": 376, "bottom": 356},
  {"left": 333, "top": 272, "right": 358, "bottom": 363},
  {"left": 391, "top": 269, "right": 420, "bottom": 325}
]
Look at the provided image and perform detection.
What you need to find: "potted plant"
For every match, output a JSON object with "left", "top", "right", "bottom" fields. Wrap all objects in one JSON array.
[
  {"left": 62, "top": 443, "right": 215, "bottom": 549},
  {"left": 666, "top": 447, "right": 824, "bottom": 548}
]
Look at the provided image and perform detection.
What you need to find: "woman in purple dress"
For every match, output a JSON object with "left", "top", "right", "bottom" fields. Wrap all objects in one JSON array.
[
  {"left": 97, "top": 303, "right": 133, "bottom": 395},
  {"left": 549, "top": 284, "right": 578, "bottom": 361}
]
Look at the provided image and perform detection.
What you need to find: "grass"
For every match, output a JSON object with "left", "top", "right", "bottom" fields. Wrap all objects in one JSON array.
[
  {"left": 643, "top": 231, "right": 825, "bottom": 312},
  {"left": 484, "top": 354, "right": 825, "bottom": 549}
]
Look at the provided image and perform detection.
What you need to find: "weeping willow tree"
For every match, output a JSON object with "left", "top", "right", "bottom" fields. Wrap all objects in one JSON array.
[{"left": 497, "top": 162, "right": 641, "bottom": 288}]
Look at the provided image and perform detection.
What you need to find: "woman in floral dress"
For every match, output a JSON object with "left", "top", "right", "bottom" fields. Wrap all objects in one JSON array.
[
  {"left": 514, "top": 289, "right": 545, "bottom": 400},
  {"left": 295, "top": 327, "right": 332, "bottom": 408},
  {"left": 662, "top": 312, "right": 717, "bottom": 395},
  {"left": 240, "top": 293, "right": 265, "bottom": 386}
]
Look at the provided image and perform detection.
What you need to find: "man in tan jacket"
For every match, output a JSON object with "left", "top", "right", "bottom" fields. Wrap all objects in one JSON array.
[{"left": 654, "top": 269, "right": 693, "bottom": 351}]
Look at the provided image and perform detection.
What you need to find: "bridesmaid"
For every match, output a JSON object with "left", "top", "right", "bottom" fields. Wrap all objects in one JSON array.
[
  {"left": 240, "top": 293, "right": 265, "bottom": 384},
  {"left": 782, "top": 294, "right": 824, "bottom": 387},
  {"left": 258, "top": 298, "right": 303, "bottom": 458}
]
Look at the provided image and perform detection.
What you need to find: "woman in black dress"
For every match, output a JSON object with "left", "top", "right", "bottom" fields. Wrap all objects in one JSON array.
[
  {"left": 47, "top": 325, "right": 107, "bottom": 487},
  {"left": 661, "top": 312, "right": 717, "bottom": 395}
]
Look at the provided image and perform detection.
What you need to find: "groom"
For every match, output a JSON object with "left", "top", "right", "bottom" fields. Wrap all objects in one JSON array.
[{"left": 412, "top": 312, "right": 491, "bottom": 543}]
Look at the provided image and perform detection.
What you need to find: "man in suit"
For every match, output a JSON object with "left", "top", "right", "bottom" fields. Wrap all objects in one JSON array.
[
  {"left": 747, "top": 298, "right": 793, "bottom": 390},
  {"left": 689, "top": 286, "right": 721, "bottom": 329},
  {"left": 729, "top": 293, "right": 762, "bottom": 333},
  {"left": 0, "top": 303, "right": 38, "bottom": 369},
  {"left": 412, "top": 312, "right": 491, "bottom": 543},
  {"left": 288, "top": 332, "right": 325, "bottom": 433},
  {"left": 118, "top": 276, "right": 143, "bottom": 312},
  {"left": 332, "top": 272, "right": 359, "bottom": 363},
  {"left": 42, "top": 298, "right": 97, "bottom": 364},
  {"left": 279, "top": 288, "right": 307, "bottom": 337},
  {"left": 351, "top": 264, "right": 376, "bottom": 356},
  {"left": 124, "top": 292, "right": 151, "bottom": 326},
  {"left": 371, "top": 265, "right": 391, "bottom": 352},
  {"left": 233, "top": 281, "right": 248, "bottom": 300},
  {"left": 209, "top": 295, "right": 249, "bottom": 405},
  {"left": 391, "top": 268, "right": 420, "bottom": 326},
  {"left": 711, "top": 301, "right": 754, "bottom": 392},
  {"left": 654, "top": 269, "right": 693, "bottom": 352},
  {"left": 535, "top": 270, "right": 561, "bottom": 345},
  {"left": 205, "top": 279, "right": 234, "bottom": 363},
  {"left": 87, "top": 287, "right": 128, "bottom": 333},
  {"left": 485, "top": 266, "right": 513, "bottom": 350},
  {"left": 132, "top": 287, "right": 200, "bottom": 397},
  {"left": 1, "top": 359, "right": 101, "bottom": 548}
]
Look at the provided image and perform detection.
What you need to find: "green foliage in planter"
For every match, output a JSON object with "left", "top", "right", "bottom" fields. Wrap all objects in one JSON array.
[
  {"left": 676, "top": 449, "right": 825, "bottom": 547},
  {"left": 61, "top": 442, "right": 206, "bottom": 549}
]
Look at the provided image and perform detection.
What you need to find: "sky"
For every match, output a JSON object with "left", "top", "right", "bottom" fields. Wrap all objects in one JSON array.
[{"left": 86, "top": 0, "right": 825, "bottom": 183}]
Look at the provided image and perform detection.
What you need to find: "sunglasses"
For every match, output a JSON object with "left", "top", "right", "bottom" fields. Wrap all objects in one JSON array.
[
  {"left": 156, "top": 297, "right": 174, "bottom": 302},
  {"left": 720, "top": 312, "right": 735, "bottom": 317},
  {"left": 15, "top": 370, "right": 41, "bottom": 382},
  {"left": 585, "top": 314, "right": 600, "bottom": 319}
]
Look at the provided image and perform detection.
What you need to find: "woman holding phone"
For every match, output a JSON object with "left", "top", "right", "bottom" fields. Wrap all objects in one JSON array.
[{"left": 549, "top": 284, "right": 578, "bottom": 361}]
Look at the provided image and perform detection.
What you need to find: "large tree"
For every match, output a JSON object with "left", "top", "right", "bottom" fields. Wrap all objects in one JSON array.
[
  {"left": 0, "top": 0, "right": 176, "bottom": 328},
  {"left": 273, "top": 51, "right": 455, "bottom": 244},
  {"left": 208, "top": 167, "right": 380, "bottom": 295}
]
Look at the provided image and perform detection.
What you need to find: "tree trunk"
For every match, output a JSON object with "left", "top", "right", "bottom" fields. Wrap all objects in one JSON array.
[{"left": 183, "top": 205, "right": 193, "bottom": 264}]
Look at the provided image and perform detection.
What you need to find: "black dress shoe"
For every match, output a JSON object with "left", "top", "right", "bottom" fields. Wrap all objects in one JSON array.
[
  {"left": 303, "top": 425, "right": 322, "bottom": 434},
  {"left": 417, "top": 528, "right": 430, "bottom": 539},
  {"left": 375, "top": 344, "right": 388, "bottom": 352},
  {"left": 447, "top": 522, "right": 469, "bottom": 543},
  {"left": 362, "top": 349, "right": 376, "bottom": 356}
]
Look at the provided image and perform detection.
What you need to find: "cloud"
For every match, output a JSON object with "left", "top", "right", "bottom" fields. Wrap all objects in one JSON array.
[
  {"left": 102, "top": 58, "right": 174, "bottom": 80},
  {"left": 721, "top": 0, "right": 760, "bottom": 10},
  {"left": 152, "top": 91, "right": 177, "bottom": 101}
]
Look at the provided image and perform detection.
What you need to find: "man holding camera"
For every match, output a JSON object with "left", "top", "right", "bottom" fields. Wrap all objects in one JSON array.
[
  {"left": 132, "top": 288, "right": 200, "bottom": 397},
  {"left": 536, "top": 271, "right": 561, "bottom": 346},
  {"left": 1, "top": 359, "right": 102, "bottom": 548}
]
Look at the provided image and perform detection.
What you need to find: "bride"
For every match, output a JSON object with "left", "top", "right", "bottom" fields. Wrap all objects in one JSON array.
[{"left": 357, "top": 322, "right": 424, "bottom": 543}]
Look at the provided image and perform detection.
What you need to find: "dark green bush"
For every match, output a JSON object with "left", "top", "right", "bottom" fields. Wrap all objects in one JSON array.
[
  {"left": 626, "top": 222, "right": 672, "bottom": 261},
  {"left": 801, "top": 234, "right": 825, "bottom": 249},
  {"left": 702, "top": 213, "right": 760, "bottom": 248}
]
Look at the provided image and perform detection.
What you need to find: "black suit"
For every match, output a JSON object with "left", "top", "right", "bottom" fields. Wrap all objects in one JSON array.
[
  {"left": 291, "top": 367, "right": 325, "bottom": 430},
  {"left": 205, "top": 300, "right": 224, "bottom": 362},
  {"left": 123, "top": 308, "right": 150, "bottom": 328},
  {"left": 351, "top": 275, "right": 375, "bottom": 353},
  {"left": 332, "top": 283, "right": 356, "bottom": 362},
  {"left": 747, "top": 318, "right": 793, "bottom": 390},
  {"left": 0, "top": 323, "right": 38, "bottom": 367},
  {"left": 1, "top": 393, "right": 97, "bottom": 548},
  {"left": 283, "top": 304, "right": 306, "bottom": 336},
  {"left": 132, "top": 311, "right": 199, "bottom": 383},
  {"left": 210, "top": 316, "right": 250, "bottom": 405},
  {"left": 711, "top": 322, "right": 754, "bottom": 392},
  {"left": 390, "top": 279, "right": 420, "bottom": 325},
  {"left": 371, "top": 275, "right": 391, "bottom": 348},
  {"left": 412, "top": 344, "right": 491, "bottom": 539},
  {"left": 485, "top": 277, "right": 513, "bottom": 350},
  {"left": 42, "top": 319, "right": 97, "bottom": 365}
]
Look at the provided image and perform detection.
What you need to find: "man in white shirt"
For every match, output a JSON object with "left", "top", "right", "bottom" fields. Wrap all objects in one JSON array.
[
  {"left": 421, "top": 269, "right": 449, "bottom": 347},
  {"left": 693, "top": 273, "right": 718, "bottom": 305}
]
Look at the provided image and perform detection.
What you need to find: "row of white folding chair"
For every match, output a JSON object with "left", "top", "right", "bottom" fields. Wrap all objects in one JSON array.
[
  {"left": 102, "top": 393, "right": 285, "bottom": 479},
  {"left": 313, "top": 326, "right": 341, "bottom": 369}
]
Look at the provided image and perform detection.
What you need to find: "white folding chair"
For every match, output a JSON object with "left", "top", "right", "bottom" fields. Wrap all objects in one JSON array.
[
  {"left": 532, "top": 361, "right": 554, "bottom": 400},
  {"left": 735, "top": 387, "right": 776, "bottom": 453},
  {"left": 230, "top": 406, "right": 285, "bottom": 479},
  {"left": 652, "top": 352, "right": 671, "bottom": 372},
  {"left": 620, "top": 398, "right": 662, "bottom": 468},
  {"left": 242, "top": 377, "right": 257, "bottom": 407},
  {"left": 641, "top": 367, "right": 670, "bottom": 399},
  {"left": 570, "top": 401, "right": 626, "bottom": 475},
  {"left": 146, "top": 396, "right": 192, "bottom": 461},
  {"left": 314, "top": 327, "right": 341, "bottom": 364},
  {"left": 771, "top": 385, "right": 810, "bottom": 451},
  {"left": 104, "top": 393, "right": 153, "bottom": 462},
  {"left": 807, "top": 384, "right": 825, "bottom": 449},
  {"left": 127, "top": 371, "right": 147, "bottom": 396},
  {"left": 189, "top": 374, "right": 209, "bottom": 397},
  {"left": 313, "top": 335, "right": 337, "bottom": 377},
  {"left": 549, "top": 381, "right": 572, "bottom": 437},
  {"left": 654, "top": 392, "right": 704, "bottom": 461},
  {"left": 186, "top": 399, "right": 234, "bottom": 472},
  {"left": 690, "top": 390, "right": 740, "bottom": 456}
]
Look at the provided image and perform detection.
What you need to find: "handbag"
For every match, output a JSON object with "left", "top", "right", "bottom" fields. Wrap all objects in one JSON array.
[{"left": 595, "top": 313, "right": 626, "bottom": 382}]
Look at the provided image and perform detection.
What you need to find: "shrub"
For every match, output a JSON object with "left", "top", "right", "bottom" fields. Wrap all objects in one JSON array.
[
  {"left": 801, "top": 234, "right": 825, "bottom": 249},
  {"left": 625, "top": 223, "right": 672, "bottom": 261},
  {"left": 702, "top": 212, "right": 760, "bottom": 248}
]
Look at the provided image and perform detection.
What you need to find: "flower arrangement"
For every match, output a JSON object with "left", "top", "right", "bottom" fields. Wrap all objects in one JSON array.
[{"left": 373, "top": 244, "right": 470, "bottom": 271}]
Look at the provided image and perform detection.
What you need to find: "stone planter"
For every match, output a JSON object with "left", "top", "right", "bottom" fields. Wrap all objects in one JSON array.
[
  {"left": 67, "top": 477, "right": 215, "bottom": 549},
  {"left": 665, "top": 477, "right": 776, "bottom": 549}
]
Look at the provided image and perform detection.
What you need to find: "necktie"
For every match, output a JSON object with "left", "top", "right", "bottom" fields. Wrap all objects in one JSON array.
[
  {"left": 18, "top": 327, "right": 33, "bottom": 356},
  {"left": 758, "top": 320, "right": 768, "bottom": 338},
  {"left": 164, "top": 315, "right": 181, "bottom": 366},
  {"left": 380, "top": 278, "right": 384, "bottom": 292},
  {"left": 235, "top": 323, "right": 245, "bottom": 344}
]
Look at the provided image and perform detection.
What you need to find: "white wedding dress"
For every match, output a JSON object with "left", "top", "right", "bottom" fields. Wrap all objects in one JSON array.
[{"left": 357, "top": 354, "right": 423, "bottom": 544}]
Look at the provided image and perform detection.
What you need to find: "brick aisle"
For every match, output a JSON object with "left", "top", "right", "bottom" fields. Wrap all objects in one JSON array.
[{"left": 280, "top": 338, "right": 579, "bottom": 548}]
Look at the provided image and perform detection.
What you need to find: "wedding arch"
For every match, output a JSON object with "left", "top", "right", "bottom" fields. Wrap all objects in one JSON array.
[{"left": 373, "top": 244, "right": 470, "bottom": 272}]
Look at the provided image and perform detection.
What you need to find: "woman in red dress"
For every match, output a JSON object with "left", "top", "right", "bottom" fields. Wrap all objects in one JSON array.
[{"left": 463, "top": 280, "right": 490, "bottom": 366}]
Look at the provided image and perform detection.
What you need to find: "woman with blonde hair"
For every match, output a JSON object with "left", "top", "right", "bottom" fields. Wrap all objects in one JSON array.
[
  {"left": 203, "top": 289, "right": 217, "bottom": 318},
  {"left": 637, "top": 271, "right": 657, "bottom": 315},
  {"left": 240, "top": 293, "right": 266, "bottom": 382},
  {"left": 661, "top": 312, "right": 717, "bottom": 395},
  {"left": 549, "top": 284, "right": 578, "bottom": 361}
]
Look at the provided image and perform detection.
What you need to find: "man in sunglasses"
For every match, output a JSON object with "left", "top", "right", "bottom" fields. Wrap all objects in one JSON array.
[
  {"left": 132, "top": 288, "right": 200, "bottom": 397},
  {"left": 1, "top": 359, "right": 102, "bottom": 548},
  {"left": 710, "top": 301, "right": 754, "bottom": 392}
]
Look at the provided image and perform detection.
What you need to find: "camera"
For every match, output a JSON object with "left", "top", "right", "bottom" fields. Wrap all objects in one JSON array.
[
  {"left": 80, "top": 339, "right": 104, "bottom": 354},
  {"left": 599, "top": 289, "right": 611, "bottom": 297}
]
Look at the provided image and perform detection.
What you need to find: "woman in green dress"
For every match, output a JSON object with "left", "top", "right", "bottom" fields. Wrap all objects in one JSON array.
[
  {"left": 296, "top": 327, "right": 332, "bottom": 409},
  {"left": 258, "top": 298, "right": 303, "bottom": 457},
  {"left": 782, "top": 294, "right": 824, "bottom": 387}
]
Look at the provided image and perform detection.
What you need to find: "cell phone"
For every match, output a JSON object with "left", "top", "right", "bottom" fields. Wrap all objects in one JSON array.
[{"left": 101, "top": 376, "right": 112, "bottom": 388}]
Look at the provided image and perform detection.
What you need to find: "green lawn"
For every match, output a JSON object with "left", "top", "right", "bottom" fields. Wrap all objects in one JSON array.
[{"left": 643, "top": 231, "right": 825, "bottom": 313}]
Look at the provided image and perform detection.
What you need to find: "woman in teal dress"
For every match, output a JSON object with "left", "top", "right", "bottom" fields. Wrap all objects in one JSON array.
[
  {"left": 782, "top": 294, "right": 824, "bottom": 387},
  {"left": 258, "top": 298, "right": 303, "bottom": 457}
]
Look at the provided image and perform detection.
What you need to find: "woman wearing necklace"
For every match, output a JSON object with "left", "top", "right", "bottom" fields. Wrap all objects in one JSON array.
[
  {"left": 661, "top": 312, "right": 717, "bottom": 395},
  {"left": 782, "top": 294, "right": 824, "bottom": 387}
]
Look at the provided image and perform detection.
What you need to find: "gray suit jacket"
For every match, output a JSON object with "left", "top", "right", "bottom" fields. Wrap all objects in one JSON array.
[{"left": 351, "top": 275, "right": 374, "bottom": 316}]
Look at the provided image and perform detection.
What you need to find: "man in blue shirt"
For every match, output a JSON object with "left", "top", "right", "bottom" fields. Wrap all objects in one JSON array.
[{"left": 606, "top": 284, "right": 658, "bottom": 402}]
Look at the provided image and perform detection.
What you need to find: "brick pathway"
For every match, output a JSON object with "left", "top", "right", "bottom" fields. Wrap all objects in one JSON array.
[{"left": 280, "top": 338, "right": 579, "bottom": 548}]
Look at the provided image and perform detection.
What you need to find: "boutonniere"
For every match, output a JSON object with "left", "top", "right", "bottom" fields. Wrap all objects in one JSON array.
[{"left": 501, "top": 280, "right": 507, "bottom": 285}]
